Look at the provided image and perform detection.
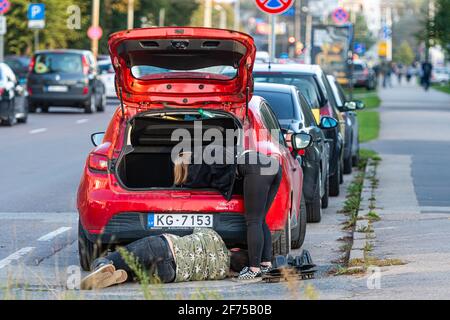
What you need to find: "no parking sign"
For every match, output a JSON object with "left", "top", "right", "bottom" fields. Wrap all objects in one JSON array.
[{"left": 255, "top": 0, "right": 294, "bottom": 15}]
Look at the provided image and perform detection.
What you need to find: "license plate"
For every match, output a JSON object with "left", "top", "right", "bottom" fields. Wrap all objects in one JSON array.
[
  {"left": 148, "top": 214, "right": 213, "bottom": 228},
  {"left": 47, "top": 85, "right": 68, "bottom": 92}
]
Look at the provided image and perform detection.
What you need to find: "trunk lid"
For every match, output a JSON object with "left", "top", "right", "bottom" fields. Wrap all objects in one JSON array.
[{"left": 108, "top": 27, "right": 256, "bottom": 109}]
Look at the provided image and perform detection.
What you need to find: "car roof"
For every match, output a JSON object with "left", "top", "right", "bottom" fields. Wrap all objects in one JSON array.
[
  {"left": 254, "top": 82, "right": 296, "bottom": 94},
  {"left": 254, "top": 63, "right": 323, "bottom": 77},
  {"left": 34, "top": 49, "right": 92, "bottom": 55}
]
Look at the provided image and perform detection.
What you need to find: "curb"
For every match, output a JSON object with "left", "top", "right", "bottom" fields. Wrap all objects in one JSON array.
[{"left": 349, "top": 160, "right": 378, "bottom": 263}]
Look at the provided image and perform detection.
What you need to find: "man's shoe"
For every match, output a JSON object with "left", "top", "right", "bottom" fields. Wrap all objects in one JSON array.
[{"left": 234, "top": 267, "right": 262, "bottom": 283}]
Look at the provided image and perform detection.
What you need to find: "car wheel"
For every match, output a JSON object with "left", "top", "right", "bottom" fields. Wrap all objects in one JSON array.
[
  {"left": 17, "top": 115, "right": 28, "bottom": 124},
  {"left": 329, "top": 161, "right": 340, "bottom": 197},
  {"left": 340, "top": 158, "right": 344, "bottom": 184},
  {"left": 28, "top": 103, "right": 37, "bottom": 113},
  {"left": 344, "top": 154, "right": 353, "bottom": 174},
  {"left": 97, "top": 93, "right": 106, "bottom": 112},
  {"left": 84, "top": 94, "right": 97, "bottom": 114},
  {"left": 4, "top": 102, "right": 17, "bottom": 126},
  {"left": 78, "top": 221, "right": 104, "bottom": 271},
  {"left": 291, "top": 194, "right": 307, "bottom": 249},
  {"left": 306, "top": 172, "right": 322, "bottom": 223},
  {"left": 273, "top": 214, "right": 291, "bottom": 256},
  {"left": 41, "top": 106, "right": 49, "bottom": 113},
  {"left": 321, "top": 170, "right": 329, "bottom": 209},
  {"left": 352, "top": 140, "right": 360, "bottom": 167}
]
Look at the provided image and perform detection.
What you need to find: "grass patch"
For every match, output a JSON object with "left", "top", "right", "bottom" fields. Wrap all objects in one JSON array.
[
  {"left": 349, "top": 257, "right": 406, "bottom": 268},
  {"left": 432, "top": 83, "right": 450, "bottom": 94},
  {"left": 344, "top": 88, "right": 381, "bottom": 109},
  {"left": 366, "top": 211, "right": 381, "bottom": 222},
  {"left": 358, "top": 111, "right": 380, "bottom": 143}
]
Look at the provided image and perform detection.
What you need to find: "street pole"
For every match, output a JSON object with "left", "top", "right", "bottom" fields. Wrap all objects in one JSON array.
[
  {"left": 386, "top": 6, "right": 392, "bottom": 61},
  {"left": 34, "top": 30, "right": 39, "bottom": 53},
  {"left": 127, "top": 0, "right": 135, "bottom": 29},
  {"left": 0, "top": 14, "right": 4, "bottom": 63},
  {"left": 91, "top": 0, "right": 100, "bottom": 58},
  {"left": 159, "top": 8, "right": 165, "bottom": 27},
  {"left": 294, "top": 0, "right": 302, "bottom": 56},
  {"left": 305, "top": 13, "right": 312, "bottom": 64},
  {"left": 215, "top": 5, "right": 227, "bottom": 29},
  {"left": 204, "top": 0, "right": 212, "bottom": 28},
  {"left": 234, "top": 0, "right": 240, "bottom": 31},
  {"left": 269, "top": 15, "right": 276, "bottom": 62}
]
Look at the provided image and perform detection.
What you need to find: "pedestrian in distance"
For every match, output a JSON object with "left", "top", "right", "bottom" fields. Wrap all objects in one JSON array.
[{"left": 421, "top": 61, "right": 433, "bottom": 91}]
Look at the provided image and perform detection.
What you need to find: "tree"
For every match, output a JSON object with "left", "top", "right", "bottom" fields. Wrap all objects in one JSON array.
[
  {"left": 394, "top": 41, "right": 415, "bottom": 65},
  {"left": 5, "top": 0, "right": 85, "bottom": 55},
  {"left": 353, "top": 13, "right": 376, "bottom": 52},
  {"left": 433, "top": 0, "right": 450, "bottom": 57}
]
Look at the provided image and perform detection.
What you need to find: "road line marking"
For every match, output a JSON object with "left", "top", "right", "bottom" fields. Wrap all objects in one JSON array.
[
  {"left": 37, "top": 227, "right": 72, "bottom": 242},
  {"left": 0, "top": 247, "right": 35, "bottom": 270},
  {"left": 76, "top": 119, "right": 89, "bottom": 124},
  {"left": 29, "top": 128, "right": 47, "bottom": 134}
]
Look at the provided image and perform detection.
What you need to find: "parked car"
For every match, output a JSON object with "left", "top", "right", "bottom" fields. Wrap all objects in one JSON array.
[
  {"left": 254, "top": 82, "right": 338, "bottom": 223},
  {"left": 431, "top": 67, "right": 449, "bottom": 84},
  {"left": 77, "top": 27, "right": 311, "bottom": 270},
  {"left": 327, "top": 75, "right": 365, "bottom": 170},
  {"left": 4, "top": 56, "right": 30, "bottom": 84},
  {"left": 27, "top": 49, "right": 106, "bottom": 114},
  {"left": 0, "top": 63, "right": 29, "bottom": 126},
  {"left": 352, "top": 60, "right": 377, "bottom": 90},
  {"left": 253, "top": 63, "right": 345, "bottom": 197},
  {"left": 98, "top": 59, "right": 117, "bottom": 98}
]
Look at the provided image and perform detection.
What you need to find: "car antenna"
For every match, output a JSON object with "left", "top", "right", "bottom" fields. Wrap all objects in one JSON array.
[{"left": 118, "top": 87, "right": 125, "bottom": 120}]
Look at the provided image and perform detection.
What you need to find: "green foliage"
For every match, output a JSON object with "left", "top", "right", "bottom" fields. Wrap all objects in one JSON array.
[
  {"left": 434, "top": 0, "right": 450, "bottom": 57},
  {"left": 393, "top": 41, "right": 415, "bottom": 65},
  {"left": 353, "top": 13, "right": 376, "bottom": 51}
]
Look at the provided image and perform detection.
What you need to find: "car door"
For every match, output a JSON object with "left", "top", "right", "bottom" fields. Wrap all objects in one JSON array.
[{"left": 261, "top": 101, "right": 302, "bottom": 222}]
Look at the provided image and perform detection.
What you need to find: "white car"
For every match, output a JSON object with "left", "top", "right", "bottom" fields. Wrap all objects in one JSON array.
[
  {"left": 431, "top": 67, "right": 449, "bottom": 84},
  {"left": 97, "top": 60, "right": 117, "bottom": 98}
]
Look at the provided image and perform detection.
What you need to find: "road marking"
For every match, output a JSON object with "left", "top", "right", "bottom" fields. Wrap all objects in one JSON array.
[
  {"left": 76, "top": 119, "right": 89, "bottom": 124},
  {"left": 37, "top": 227, "right": 72, "bottom": 242},
  {"left": 29, "top": 128, "right": 47, "bottom": 134},
  {"left": 0, "top": 247, "right": 35, "bottom": 270}
]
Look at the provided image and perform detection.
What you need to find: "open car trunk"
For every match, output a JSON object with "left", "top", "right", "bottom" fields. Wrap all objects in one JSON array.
[{"left": 115, "top": 110, "right": 242, "bottom": 192}]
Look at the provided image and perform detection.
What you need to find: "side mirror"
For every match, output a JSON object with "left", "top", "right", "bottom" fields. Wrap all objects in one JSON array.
[
  {"left": 292, "top": 132, "right": 313, "bottom": 151},
  {"left": 355, "top": 100, "right": 365, "bottom": 110},
  {"left": 319, "top": 116, "right": 339, "bottom": 129},
  {"left": 91, "top": 132, "right": 105, "bottom": 147},
  {"left": 343, "top": 101, "right": 357, "bottom": 111}
]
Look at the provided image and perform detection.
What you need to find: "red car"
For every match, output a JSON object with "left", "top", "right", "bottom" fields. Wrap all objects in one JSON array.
[{"left": 77, "top": 27, "right": 311, "bottom": 270}]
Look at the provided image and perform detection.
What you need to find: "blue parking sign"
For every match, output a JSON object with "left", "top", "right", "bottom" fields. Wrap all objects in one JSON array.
[{"left": 28, "top": 4, "right": 45, "bottom": 21}]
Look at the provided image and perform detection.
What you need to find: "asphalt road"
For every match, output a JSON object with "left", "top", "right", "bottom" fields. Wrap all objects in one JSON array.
[{"left": 0, "top": 99, "right": 365, "bottom": 299}]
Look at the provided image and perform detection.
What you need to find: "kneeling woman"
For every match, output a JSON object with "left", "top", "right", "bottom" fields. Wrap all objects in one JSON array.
[{"left": 174, "top": 149, "right": 282, "bottom": 281}]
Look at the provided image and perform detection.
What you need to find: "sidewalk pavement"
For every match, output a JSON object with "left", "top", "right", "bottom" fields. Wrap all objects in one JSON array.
[{"left": 360, "top": 81, "right": 450, "bottom": 299}]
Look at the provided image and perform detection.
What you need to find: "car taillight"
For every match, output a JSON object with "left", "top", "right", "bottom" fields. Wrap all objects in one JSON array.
[
  {"left": 27, "top": 87, "right": 32, "bottom": 96},
  {"left": 297, "top": 149, "right": 306, "bottom": 156},
  {"left": 89, "top": 154, "right": 108, "bottom": 172},
  {"left": 0, "top": 88, "right": 5, "bottom": 96},
  {"left": 28, "top": 57, "right": 36, "bottom": 73},
  {"left": 82, "top": 86, "right": 89, "bottom": 95},
  {"left": 82, "top": 56, "right": 90, "bottom": 75}
]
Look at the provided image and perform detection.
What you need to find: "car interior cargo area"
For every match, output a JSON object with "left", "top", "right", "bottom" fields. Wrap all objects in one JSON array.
[{"left": 116, "top": 111, "right": 242, "bottom": 191}]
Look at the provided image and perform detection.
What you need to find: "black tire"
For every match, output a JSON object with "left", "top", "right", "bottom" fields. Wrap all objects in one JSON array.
[
  {"left": 291, "top": 194, "right": 307, "bottom": 249},
  {"left": 306, "top": 172, "right": 322, "bottom": 223},
  {"left": 78, "top": 221, "right": 103, "bottom": 271},
  {"left": 340, "top": 158, "right": 344, "bottom": 184},
  {"left": 352, "top": 140, "right": 360, "bottom": 167},
  {"left": 84, "top": 94, "right": 97, "bottom": 114},
  {"left": 28, "top": 103, "right": 36, "bottom": 113},
  {"left": 273, "top": 215, "right": 291, "bottom": 256},
  {"left": 17, "top": 115, "right": 28, "bottom": 124},
  {"left": 321, "top": 169, "right": 329, "bottom": 209},
  {"left": 97, "top": 93, "right": 106, "bottom": 112},
  {"left": 344, "top": 155, "right": 353, "bottom": 174},
  {"left": 41, "top": 106, "right": 49, "bottom": 113},
  {"left": 329, "top": 161, "right": 341, "bottom": 197},
  {"left": 4, "top": 102, "right": 17, "bottom": 126}
]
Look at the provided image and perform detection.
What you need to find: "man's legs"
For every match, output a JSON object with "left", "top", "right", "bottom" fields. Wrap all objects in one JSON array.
[{"left": 92, "top": 236, "right": 176, "bottom": 283}]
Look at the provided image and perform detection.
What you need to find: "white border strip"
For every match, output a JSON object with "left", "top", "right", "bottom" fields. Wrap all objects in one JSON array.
[
  {"left": 0, "top": 247, "right": 35, "bottom": 269},
  {"left": 38, "top": 227, "right": 72, "bottom": 242}
]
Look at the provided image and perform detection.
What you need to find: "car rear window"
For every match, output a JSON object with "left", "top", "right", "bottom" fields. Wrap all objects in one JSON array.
[
  {"left": 33, "top": 53, "right": 83, "bottom": 74},
  {"left": 131, "top": 65, "right": 237, "bottom": 81},
  {"left": 254, "top": 91, "right": 295, "bottom": 119},
  {"left": 254, "top": 73, "right": 322, "bottom": 109}
]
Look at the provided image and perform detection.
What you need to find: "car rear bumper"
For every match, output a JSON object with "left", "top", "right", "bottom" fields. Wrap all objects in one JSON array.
[
  {"left": 83, "top": 212, "right": 247, "bottom": 247},
  {"left": 29, "top": 94, "right": 91, "bottom": 107}
]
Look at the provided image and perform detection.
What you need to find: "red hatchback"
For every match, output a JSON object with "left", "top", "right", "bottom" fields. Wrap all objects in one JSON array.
[{"left": 77, "top": 27, "right": 309, "bottom": 270}]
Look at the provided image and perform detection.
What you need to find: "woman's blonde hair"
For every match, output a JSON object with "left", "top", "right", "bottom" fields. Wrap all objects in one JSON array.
[{"left": 173, "top": 152, "right": 192, "bottom": 186}]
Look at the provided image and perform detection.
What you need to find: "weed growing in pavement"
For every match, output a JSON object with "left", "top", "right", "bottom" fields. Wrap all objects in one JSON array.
[
  {"left": 332, "top": 265, "right": 366, "bottom": 276},
  {"left": 366, "top": 211, "right": 381, "bottom": 222},
  {"left": 356, "top": 224, "right": 374, "bottom": 233},
  {"left": 349, "top": 257, "right": 405, "bottom": 268},
  {"left": 363, "top": 242, "right": 374, "bottom": 253}
]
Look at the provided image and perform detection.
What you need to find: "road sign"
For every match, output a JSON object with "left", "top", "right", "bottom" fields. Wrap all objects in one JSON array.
[
  {"left": 255, "top": 0, "right": 294, "bottom": 16},
  {"left": 331, "top": 7, "right": 349, "bottom": 25},
  {"left": 0, "top": 0, "right": 10, "bottom": 15},
  {"left": 88, "top": 26, "right": 103, "bottom": 41},
  {"left": 0, "top": 16, "right": 6, "bottom": 35},
  {"left": 378, "top": 41, "right": 387, "bottom": 57},
  {"left": 28, "top": 3, "right": 45, "bottom": 20},
  {"left": 354, "top": 42, "right": 366, "bottom": 55}
]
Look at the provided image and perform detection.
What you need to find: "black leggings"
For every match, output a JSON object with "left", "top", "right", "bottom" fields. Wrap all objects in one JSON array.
[
  {"left": 92, "top": 236, "right": 176, "bottom": 283},
  {"left": 238, "top": 155, "right": 283, "bottom": 268}
]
